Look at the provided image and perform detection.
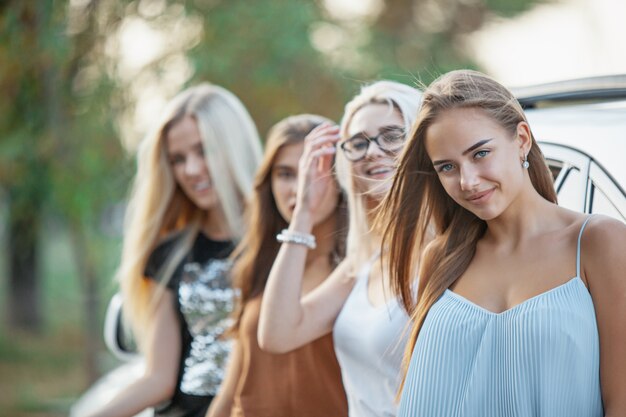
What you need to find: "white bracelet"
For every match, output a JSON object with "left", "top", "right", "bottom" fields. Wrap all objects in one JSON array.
[{"left": 276, "top": 229, "right": 317, "bottom": 249}]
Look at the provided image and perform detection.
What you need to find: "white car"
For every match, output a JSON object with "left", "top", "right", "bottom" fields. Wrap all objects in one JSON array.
[{"left": 515, "top": 74, "right": 626, "bottom": 222}]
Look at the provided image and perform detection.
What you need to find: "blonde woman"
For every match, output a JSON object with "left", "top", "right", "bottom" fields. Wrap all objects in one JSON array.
[
  {"left": 207, "top": 114, "right": 348, "bottom": 417},
  {"left": 258, "top": 81, "right": 422, "bottom": 417},
  {"left": 381, "top": 70, "right": 626, "bottom": 416},
  {"left": 87, "top": 84, "right": 262, "bottom": 417}
]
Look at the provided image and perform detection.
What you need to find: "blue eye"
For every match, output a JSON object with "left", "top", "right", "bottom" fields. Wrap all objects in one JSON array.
[
  {"left": 474, "top": 150, "right": 489, "bottom": 159},
  {"left": 438, "top": 163, "right": 454, "bottom": 173}
]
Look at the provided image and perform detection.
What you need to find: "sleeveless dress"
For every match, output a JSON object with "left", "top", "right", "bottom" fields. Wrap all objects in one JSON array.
[
  {"left": 398, "top": 216, "right": 603, "bottom": 417},
  {"left": 334, "top": 254, "right": 410, "bottom": 417}
]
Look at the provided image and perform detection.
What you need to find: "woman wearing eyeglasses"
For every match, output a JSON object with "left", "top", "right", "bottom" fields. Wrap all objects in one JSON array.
[{"left": 258, "top": 81, "right": 423, "bottom": 417}]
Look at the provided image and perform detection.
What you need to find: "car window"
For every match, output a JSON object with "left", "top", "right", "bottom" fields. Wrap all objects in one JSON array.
[
  {"left": 547, "top": 160, "right": 564, "bottom": 182},
  {"left": 555, "top": 166, "right": 585, "bottom": 211},
  {"left": 542, "top": 142, "right": 626, "bottom": 219},
  {"left": 588, "top": 162, "right": 626, "bottom": 222},
  {"left": 541, "top": 144, "right": 592, "bottom": 213},
  {"left": 590, "top": 184, "right": 626, "bottom": 222}
]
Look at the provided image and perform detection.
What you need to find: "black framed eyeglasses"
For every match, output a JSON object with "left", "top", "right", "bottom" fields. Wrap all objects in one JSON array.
[{"left": 339, "top": 126, "right": 406, "bottom": 162}]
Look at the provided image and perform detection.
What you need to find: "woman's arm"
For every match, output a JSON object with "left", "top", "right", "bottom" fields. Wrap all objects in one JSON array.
[
  {"left": 584, "top": 216, "right": 626, "bottom": 416},
  {"left": 259, "top": 245, "right": 355, "bottom": 353},
  {"left": 258, "top": 123, "right": 355, "bottom": 353},
  {"left": 85, "top": 291, "right": 181, "bottom": 417},
  {"left": 205, "top": 339, "right": 244, "bottom": 417}
]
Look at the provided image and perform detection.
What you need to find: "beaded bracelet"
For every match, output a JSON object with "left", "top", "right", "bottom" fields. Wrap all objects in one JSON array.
[{"left": 276, "top": 229, "right": 317, "bottom": 249}]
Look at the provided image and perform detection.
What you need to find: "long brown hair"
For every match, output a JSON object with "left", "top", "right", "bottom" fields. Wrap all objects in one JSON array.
[
  {"left": 379, "top": 70, "right": 557, "bottom": 388},
  {"left": 229, "top": 114, "right": 347, "bottom": 333}
]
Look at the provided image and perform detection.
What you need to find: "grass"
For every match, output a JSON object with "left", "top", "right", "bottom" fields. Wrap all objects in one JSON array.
[{"left": 0, "top": 326, "right": 87, "bottom": 417}]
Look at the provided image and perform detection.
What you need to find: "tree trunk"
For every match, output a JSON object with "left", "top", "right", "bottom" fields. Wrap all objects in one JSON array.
[
  {"left": 69, "top": 220, "right": 100, "bottom": 384},
  {"left": 7, "top": 190, "right": 42, "bottom": 332}
]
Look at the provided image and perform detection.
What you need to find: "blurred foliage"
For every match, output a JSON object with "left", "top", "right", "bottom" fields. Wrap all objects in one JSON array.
[
  {"left": 0, "top": 1, "right": 132, "bottom": 218},
  {"left": 0, "top": 0, "right": 133, "bottom": 385},
  {"left": 185, "top": 0, "right": 352, "bottom": 133}
]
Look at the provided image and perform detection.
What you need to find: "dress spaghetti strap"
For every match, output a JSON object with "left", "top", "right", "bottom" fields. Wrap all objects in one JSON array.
[{"left": 576, "top": 216, "right": 595, "bottom": 278}]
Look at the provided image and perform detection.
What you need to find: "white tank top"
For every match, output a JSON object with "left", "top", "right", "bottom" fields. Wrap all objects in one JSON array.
[{"left": 333, "top": 254, "right": 410, "bottom": 417}]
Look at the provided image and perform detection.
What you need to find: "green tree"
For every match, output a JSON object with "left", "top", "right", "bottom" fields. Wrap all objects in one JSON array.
[
  {"left": 170, "top": 0, "right": 351, "bottom": 134},
  {"left": 1, "top": 1, "right": 57, "bottom": 332},
  {"left": 0, "top": 0, "right": 131, "bottom": 381}
]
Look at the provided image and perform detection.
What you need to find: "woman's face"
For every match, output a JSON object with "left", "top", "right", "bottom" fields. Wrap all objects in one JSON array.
[
  {"left": 425, "top": 107, "right": 527, "bottom": 220},
  {"left": 270, "top": 141, "right": 338, "bottom": 224},
  {"left": 166, "top": 116, "right": 219, "bottom": 211},
  {"left": 343, "top": 103, "right": 406, "bottom": 200}
]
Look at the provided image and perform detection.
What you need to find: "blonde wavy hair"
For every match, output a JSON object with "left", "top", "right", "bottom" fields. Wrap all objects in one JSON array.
[
  {"left": 335, "top": 80, "right": 422, "bottom": 267},
  {"left": 117, "top": 83, "right": 262, "bottom": 348}
]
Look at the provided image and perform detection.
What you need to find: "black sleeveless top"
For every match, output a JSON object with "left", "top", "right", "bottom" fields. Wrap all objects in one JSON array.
[{"left": 144, "top": 232, "right": 234, "bottom": 417}]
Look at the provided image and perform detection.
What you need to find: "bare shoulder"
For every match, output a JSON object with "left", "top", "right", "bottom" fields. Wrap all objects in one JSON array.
[
  {"left": 582, "top": 215, "right": 626, "bottom": 253},
  {"left": 581, "top": 215, "right": 626, "bottom": 288}
]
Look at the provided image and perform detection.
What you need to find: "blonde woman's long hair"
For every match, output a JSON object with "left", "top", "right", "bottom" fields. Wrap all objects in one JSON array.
[
  {"left": 229, "top": 114, "right": 347, "bottom": 334},
  {"left": 117, "top": 83, "right": 262, "bottom": 348},
  {"left": 335, "top": 80, "right": 422, "bottom": 267},
  {"left": 379, "top": 70, "right": 557, "bottom": 390}
]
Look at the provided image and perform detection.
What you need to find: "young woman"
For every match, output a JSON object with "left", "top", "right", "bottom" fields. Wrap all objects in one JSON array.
[
  {"left": 206, "top": 114, "right": 348, "bottom": 417},
  {"left": 87, "top": 83, "right": 262, "bottom": 417},
  {"left": 258, "top": 81, "right": 423, "bottom": 417},
  {"left": 380, "top": 69, "right": 626, "bottom": 416}
]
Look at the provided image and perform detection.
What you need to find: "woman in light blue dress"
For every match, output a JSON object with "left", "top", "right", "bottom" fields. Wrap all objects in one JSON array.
[{"left": 379, "top": 70, "right": 626, "bottom": 417}]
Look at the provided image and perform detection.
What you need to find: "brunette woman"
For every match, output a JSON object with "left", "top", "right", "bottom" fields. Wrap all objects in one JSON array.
[
  {"left": 381, "top": 69, "right": 626, "bottom": 417},
  {"left": 207, "top": 114, "right": 348, "bottom": 417}
]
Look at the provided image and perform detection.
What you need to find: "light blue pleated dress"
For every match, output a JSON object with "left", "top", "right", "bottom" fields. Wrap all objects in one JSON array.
[{"left": 398, "top": 216, "right": 603, "bottom": 417}]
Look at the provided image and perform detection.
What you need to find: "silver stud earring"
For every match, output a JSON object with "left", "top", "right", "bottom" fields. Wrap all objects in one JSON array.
[{"left": 522, "top": 156, "right": 530, "bottom": 169}]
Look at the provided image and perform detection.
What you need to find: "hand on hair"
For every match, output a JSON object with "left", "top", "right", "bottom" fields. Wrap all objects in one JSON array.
[{"left": 295, "top": 123, "right": 339, "bottom": 216}]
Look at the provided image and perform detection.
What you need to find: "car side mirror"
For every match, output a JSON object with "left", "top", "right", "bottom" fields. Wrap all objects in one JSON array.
[{"left": 104, "top": 293, "right": 140, "bottom": 361}]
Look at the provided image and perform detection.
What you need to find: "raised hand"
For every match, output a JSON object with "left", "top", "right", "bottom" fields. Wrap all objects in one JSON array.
[{"left": 295, "top": 123, "right": 340, "bottom": 219}]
